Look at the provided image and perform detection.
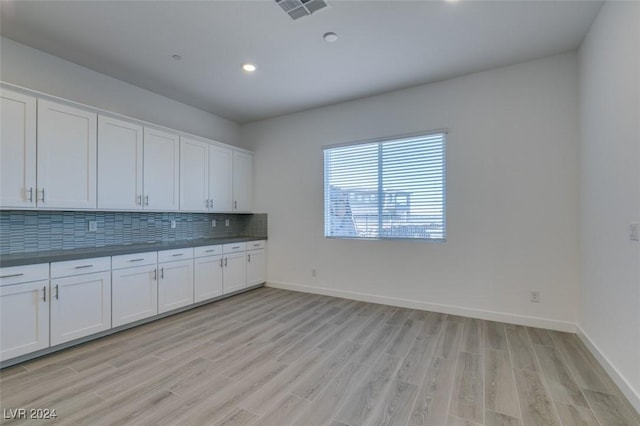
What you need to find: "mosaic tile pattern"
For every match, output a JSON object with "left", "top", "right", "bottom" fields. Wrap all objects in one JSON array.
[{"left": 0, "top": 211, "right": 267, "bottom": 255}]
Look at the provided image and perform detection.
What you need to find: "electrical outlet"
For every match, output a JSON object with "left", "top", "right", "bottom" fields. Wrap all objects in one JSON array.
[
  {"left": 88, "top": 220, "right": 98, "bottom": 232},
  {"left": 212, "top": 219, "right": 217, "bottom": 228},
  {"left": 311, "top": 269, "right": 317, "bottom": 277},
  {"left": 170, "top": 220, "right": 176, "bottom": 229},
  {"left": 225, "top": 219, "right": 230, "bottom": 227},
  {"left": 630, "top": 223, "right": 640, "bottom": 241},
  {"left": 530, "top": 291, "right": 541, "bottom": 303}
]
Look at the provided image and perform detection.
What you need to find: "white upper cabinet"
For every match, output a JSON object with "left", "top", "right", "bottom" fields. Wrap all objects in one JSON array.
[
  {"left": 37, "top": 100, "right": 98, "bottom": 209},
  {"left": 232, "top": 150, "right": 253, "bottom": 212},
  {"left": 209, "top": 145, "right": 233, "bottom": 212},
  {"left": 180, "top": 137, "right": 209, "bottom": 212},
  {"left": 0, "top": 89, "right": 37, "bottom": 208},
  {"left": 98, "top": 116, "right": 144, "bottom": 210},
  {"left": 143, "top": 127, "right": 180, "bottom": 211}
]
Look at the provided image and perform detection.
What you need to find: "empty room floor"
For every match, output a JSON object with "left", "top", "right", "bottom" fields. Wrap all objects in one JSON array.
[{"left": 1, "top": 287, "right": 638, "bottom": 426}]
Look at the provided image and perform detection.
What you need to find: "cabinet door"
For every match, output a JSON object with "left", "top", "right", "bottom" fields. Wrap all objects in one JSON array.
[
  {"left": 0, "top": 281, "right": 49, "bottom": 361},
  {"left": 143, "top": 127, "right": 180, "bottom": 210},
  {"left": 37, "top": 100, "right": 97, "bottom": 209},
  {"left": 223, "top": 252, "right": 246, "bottom": 294},
  {"left": 246, "top": 249, "right": 266, "bottom": 286},
  {"left": 112, "top": 265, "right": 158, "bottom": 327},
  {"left": 97, "top": 116, "right": 144, "bottom": 210},
  {"left": 232, "top": 150, "right": 253, "bottom": 212},
  {"left": 180, "top": 137, "right": 209, "bottom": 212},
  {"left": 208, "top": 145, "right": 233, "bottom": 212},
  {"left": 158, "top": 259, "right": 193, "bottom": 314},
  {"left": 0, "top": 89, "right": 37, "bottom": 208},
  {"left": 50, "top": 271, "right": 111, "bottom": 346},
  {"left": 194, "top": 255, "right": 223, "bottom": 303}
]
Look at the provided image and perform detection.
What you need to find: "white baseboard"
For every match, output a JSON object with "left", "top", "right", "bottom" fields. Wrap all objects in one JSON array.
[
  {"left": 576, "top": 326, "right": 640, "bottom": 415},
  {"left": 266, "top": 280, "right": 577, "bottom": 332}
]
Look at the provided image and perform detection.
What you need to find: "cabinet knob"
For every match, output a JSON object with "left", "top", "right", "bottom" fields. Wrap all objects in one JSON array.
[
  {"left": 27, "top": 187, "right": 34, "bottom": 203},
  {"left": 43, "top": 286, "right": 47, "bottom": 302},
  {"left": 39, "top": 188, "right": 45, "bottom": 203},
  {"left": 55, "top": 284, "right": 59, "bottom": 300}
]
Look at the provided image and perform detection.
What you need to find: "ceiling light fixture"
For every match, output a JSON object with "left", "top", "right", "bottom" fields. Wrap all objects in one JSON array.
[
  {"left": 171, "top": 54, "right": 182, "bottom": 61},
  {"left": 323, "top": 32, "right": 338, "bottom": 43},
  {"left": 242, "top": 63, "right": 257, "bottom": 72}
]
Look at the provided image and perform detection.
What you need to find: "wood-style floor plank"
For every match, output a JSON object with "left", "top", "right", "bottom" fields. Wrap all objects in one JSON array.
[
  {"left": 449, "top": 351, "right": 484, "bottom": 424},
  {"left": 485, "top": 349, "right": 520, "bottom": 418},
  {"left": 1, "top": 287, "right": 636, "bottom": 426},
  {"left": 513, "top": 368, "right": 560, "bottom": 426}
]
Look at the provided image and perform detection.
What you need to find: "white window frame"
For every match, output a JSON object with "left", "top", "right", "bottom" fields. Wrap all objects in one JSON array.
[{"left": 323, "top": 130, "right": 447, "bottom": 241}]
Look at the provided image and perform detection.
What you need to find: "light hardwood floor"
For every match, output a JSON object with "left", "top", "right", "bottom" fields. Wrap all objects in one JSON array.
[{"left": 1, "top": 287, "right": 638, "bottom": 426}]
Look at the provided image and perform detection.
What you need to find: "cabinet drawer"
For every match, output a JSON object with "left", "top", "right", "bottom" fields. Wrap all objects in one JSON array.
[
  {"left": 0, "top": 263, "right": 49, "bottom": 286},
  {"left": 246, "top": 240, "right": 266, "bottom": 251},
  {"left": 223, "top": 242, "right": 246, "bottom": 254},
  {"left": 50, "top": 257, "right": 111, "bottom": 278},
  {"left": 112, "top": 251, "right": 157, "bottom": 270},
  {"left": 194, "top": 245, "right": 222, "bottom": 258},
  {"left": 158, "top": 247, "right": 194, "bottom": 263}
]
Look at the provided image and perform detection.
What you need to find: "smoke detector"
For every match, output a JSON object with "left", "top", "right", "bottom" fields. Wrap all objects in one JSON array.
[{"left": 275, "top": 0, "right": 328, "bottom": 20}]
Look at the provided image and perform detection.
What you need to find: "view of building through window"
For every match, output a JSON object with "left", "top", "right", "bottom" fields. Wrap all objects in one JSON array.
[{"left": 324, "top": 132, "right": 446, "bottom": 240}]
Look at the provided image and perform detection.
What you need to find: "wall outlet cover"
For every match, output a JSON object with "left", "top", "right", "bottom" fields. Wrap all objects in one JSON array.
[
  {"left": 88, "top": 220, "right": 98, "bottom": 232},
  {"left": 225, "top": 219, "right": 230, "bottom": 227},
  {"left": 170, "top": 220, "right": 177, "bottom": 229},
  {"left": 212, "top": 219, "right": 217, "bottom": 228},
  {"left": 530, "top": 291, "right": 541, "bottom": 303},
  {"left": 630, "top": 223, "right": 639, "bottom": 241}
]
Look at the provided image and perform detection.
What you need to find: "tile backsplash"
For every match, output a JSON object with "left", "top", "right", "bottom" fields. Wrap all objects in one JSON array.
[{"left": 0, "top": 211, "right": 267, "bottom": 255}]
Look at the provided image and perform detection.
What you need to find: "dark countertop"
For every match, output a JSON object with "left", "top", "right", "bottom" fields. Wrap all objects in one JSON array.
[{"left": 0, "top": 236, "right": 267, "bottom": 268}]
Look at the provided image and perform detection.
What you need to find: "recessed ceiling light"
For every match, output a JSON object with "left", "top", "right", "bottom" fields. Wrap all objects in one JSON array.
[
  {"left": 171, "top": 54, "right": 182, "bottom": 61},
  {"left": 242, "top": 63, "right": 257, "bottom": 72},
  {"left": 323, "top": 32, "right": 338, "bottom": 43}
]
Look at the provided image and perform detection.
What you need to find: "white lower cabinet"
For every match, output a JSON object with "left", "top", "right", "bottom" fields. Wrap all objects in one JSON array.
[
  {"left": 111, "top": 251, "right": 158, "bottom": 327},
  {"left": 194, "top": 255, "right": 224, "bottom": 303},
  {"left": 158, "top": 250, "right": 194, "bottom": 314},
  {"left": 246, "top": 248, "right": 266, "bottom": 286},
  {"left": 223, "top": 252, "right": 247, "bottom": 294},
  {"left": 112, "top": 265, "right": 158, "bottom": 327},
  {"left": 50, "top": 271, "right": 111, "bottom": 346},
  {"left": 0, "top": 280, "right": 49, "bottom": 361}
]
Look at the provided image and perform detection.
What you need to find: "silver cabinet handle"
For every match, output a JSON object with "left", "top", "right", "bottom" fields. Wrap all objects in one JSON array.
[
  {"left": 232, "top": 246, "right": 240, "bottom": 250},
  {"left": 234, "top": 201, "right": 237, "bottom": 210},
  {"left": 129, "top": 258, "right": 145, "bottom": 262},
  {"left": 224, "top": 258, "right": 227, "bottom": 267},
  {"left": 153, "top": 268, "right": 157, "bottom": 280},
  {"left": 205, "top": 199, "right": 209, "bottom": 208},
  {"left": 248, "top": 253, "right": 251, "bottom": 262},
  {"left": 144, "top": 195, "right": 149, "bottom": 206},
  {"left": 0, "top": 273, "right": 24, "bottom": 279},
  {"left": 205, "top": 249, "right": 216, "bottom": 253},
  {"left": 137, "top": 195, "right": 142, "bottom": 206},
  {"left": 219, "top": 258, "right": 223, "bottom": 267},
  {"left": 160, "top": 268, "right": 164, "bottom": 279},
  {"left": 39, "top": 188, "right": 45, "bottom": 203},
  {"left": 27, "top": 187, "right": 34, "bottom": 203},
  {"left": 55, "top": 284, "right": 59, "bottom": 300},
  {"left": 253, "top": 243, "right": 261, "bottom": 247},
  {"left": 209, "top": 199, "right": 213, "bottom": 208},
  {"left": 172, "top": 253, "right": 184, "bottom": 257},
  {"left": 43, "top": 286, "right": 47, "bottom": 302},
  {"left": 75, "top": 264, "right": 93, "bottom": 269}
]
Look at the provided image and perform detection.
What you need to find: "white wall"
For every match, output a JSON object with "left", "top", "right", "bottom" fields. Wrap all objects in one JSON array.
[
  {"left": 242, "top": 52, "right": 580, "bottom": 330},
  {"left": 578, "top": 1, "right": 640, "bottom": 409},
  {"left": 0, "top": 37, "right": 239, "bottom": 146}
]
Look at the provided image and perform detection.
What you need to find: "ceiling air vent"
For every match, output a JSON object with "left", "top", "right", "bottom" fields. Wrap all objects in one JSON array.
[{"left": 275, "top": 0, "right": 328, "bottom": 20}]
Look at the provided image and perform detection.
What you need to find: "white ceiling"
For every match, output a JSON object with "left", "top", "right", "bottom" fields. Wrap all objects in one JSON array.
[{"left": 0, "top": 0, "right": 602, "bottom": 123}]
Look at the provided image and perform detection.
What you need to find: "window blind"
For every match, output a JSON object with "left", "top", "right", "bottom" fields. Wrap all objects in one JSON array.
[{"left": 324, "top": 132, "right": 446, "bottom": 240}]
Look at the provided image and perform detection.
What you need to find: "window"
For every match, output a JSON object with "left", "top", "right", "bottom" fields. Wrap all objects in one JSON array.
[{"left": 324, "top": 131, "right": 446, "bottom": 240}]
